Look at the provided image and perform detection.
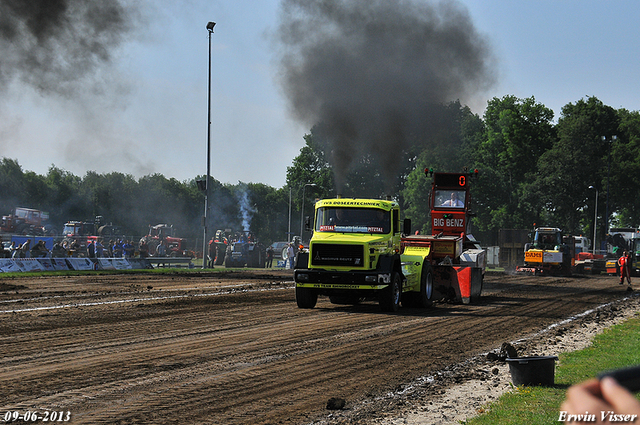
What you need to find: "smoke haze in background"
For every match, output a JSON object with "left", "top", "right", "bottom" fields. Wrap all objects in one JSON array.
[
  {"left": 0, "top": 0, "right": 151, "bottom": 174},
  {"left": 274, "top": 0, "right": 496, "bottom": 192},
  {"left": 0, "top": 0, "right": 140, "bottom": 95}
]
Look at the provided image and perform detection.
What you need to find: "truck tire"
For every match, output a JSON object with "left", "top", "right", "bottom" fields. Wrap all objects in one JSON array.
[
  {"left": 418, "top": 263, "right": 434, "bottom": 308},
  {"left": 215, "top": 245, "right": 226, "bottom": 265},
  {"left": 379, "top": 271, "right": 401, "bottom": 312},
  {"left": 16, "top": 223, "right": 29, "bottom": 235},
  {"left": 296, "top": 287, "right": 318, "bottom": 309}
]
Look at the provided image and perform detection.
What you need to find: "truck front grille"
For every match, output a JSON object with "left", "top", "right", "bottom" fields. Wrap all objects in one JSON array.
[{"left": 311, "top": 244, "right": 365, "bottom": 267}]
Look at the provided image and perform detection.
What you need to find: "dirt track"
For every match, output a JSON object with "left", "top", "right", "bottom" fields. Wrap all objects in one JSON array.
[{"left": 0, "top": 270, "right": 633, "bottom": 424}]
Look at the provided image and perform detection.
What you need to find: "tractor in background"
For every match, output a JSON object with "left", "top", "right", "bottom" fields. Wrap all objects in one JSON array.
[
  {"left": 142, "top": 224, "right": 191, "bottom": 257},
  {"left": 224, "top": 231, "right": 266, "bottom": 268},
  {"left": 1, "top": 207, "right": 57, "bottom": 236}
]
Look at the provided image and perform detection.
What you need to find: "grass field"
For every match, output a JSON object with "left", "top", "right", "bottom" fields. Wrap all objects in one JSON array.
[{"left": 465, "top": 314, "right": 640, "bottom": 424}]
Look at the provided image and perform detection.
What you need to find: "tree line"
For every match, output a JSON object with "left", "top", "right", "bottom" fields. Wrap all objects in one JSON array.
[
  {"left": 0, "top": 161, "right": 290, "bottom": 249},
  {"left": 288, "top": 95, "right": 640, "bottom": 246},
  {"left": 2, "top": 95, "right": 639, "bottom": 249}
]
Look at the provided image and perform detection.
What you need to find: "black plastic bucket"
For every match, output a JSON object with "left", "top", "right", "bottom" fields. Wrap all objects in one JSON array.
[{"left": 506, "top": 356, "right": 558, "bottom": 386}]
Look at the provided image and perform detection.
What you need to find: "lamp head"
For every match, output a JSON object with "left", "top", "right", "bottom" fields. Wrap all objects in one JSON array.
[{"left": 206, "top": 21, "right": 216, "bottom": 31}]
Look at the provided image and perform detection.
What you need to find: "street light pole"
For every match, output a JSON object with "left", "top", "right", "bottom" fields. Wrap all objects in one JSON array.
[
  {"left": 603, "top": 135, "right": 616, "bottom": 235},
  {"left": 589, "top": 185, "right": 598, "bottom": 254},
  {"left": 300, "top": 183, "right": 317, "bottom": 242},
  {"left": 287, "top": 187, "right": 292, "bottom": 242},
  {"left": 202, "top": 21, "right": 216, "bottom": 269}
]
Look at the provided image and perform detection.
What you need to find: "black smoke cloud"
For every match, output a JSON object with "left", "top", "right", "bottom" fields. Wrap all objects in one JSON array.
[
  {"left": 274, "top": 0, "right": 496, "bottom": 192},
  {"left": 0, "top": 0, "right": 141, "bottom": 95},
  {"left": 0, "top": 0, "right": 154, "bottom": 176}
]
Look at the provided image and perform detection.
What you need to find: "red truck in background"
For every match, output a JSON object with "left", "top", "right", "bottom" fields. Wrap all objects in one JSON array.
[{"left": 1, "top": 207, "right": 56, "bottom": 236}]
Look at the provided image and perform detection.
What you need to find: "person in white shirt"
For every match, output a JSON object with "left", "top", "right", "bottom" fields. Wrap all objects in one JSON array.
[{"left": 442, "top": 192, "right": 464, "bottom": 207}]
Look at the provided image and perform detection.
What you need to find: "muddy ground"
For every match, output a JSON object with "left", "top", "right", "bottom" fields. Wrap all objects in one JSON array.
[{"left": 0, "top": 270, "right": 636, "bottom": 424}]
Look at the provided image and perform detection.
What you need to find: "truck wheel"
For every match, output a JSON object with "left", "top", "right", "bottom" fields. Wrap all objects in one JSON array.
[
  {"left": 379, "top": 271, "right": 401, "bottom": 312},
  {"left": 16, "top": 223, "right": 29, "bottom": 235},
  {"left": 215, "top": 246, "right": 226, "bottom": 265},
  {"left": 418, "top": 264, "right": 434, "bottom": 308},
  {"left": 296, "top": 287, "right": 317, "bottom": 309}
]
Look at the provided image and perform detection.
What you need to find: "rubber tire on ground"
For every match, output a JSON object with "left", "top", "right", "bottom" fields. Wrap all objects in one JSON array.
[
  {"left": 418, "top": 263, "right": 434, "bottom": 308},
  {"left": 471, "top": 274, "right": 484, "bottom": 303},
  {"left": 257, "top": 250, "right": 265, "bottom": 268},
  {"left": 215, "top": 246, "right": 226, "bottom": 265},
  {"left": 379, "top": 271, "right": 401, "bottom": 312},
  {"left": 16, "top": 223, "right": 29, "bottom": 235},
  {"left": 295, "top": 287, "right": 318, "bottom": 309}
]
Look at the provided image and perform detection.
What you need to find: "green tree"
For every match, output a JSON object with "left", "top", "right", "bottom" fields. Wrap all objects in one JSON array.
[
  {"left": 0, "top": 158, "right": 26, "bottom": 215},
  {"left": 535, "top": 96, "right": 618, "bottom": 238},
  {"left": 472, "top": 95, "right": 555, "bottom": 237},
  {"left": 44, "top": 166, "right": 82, "bottom": 227},
  {"left": 610, "top": 108, "right": 640, "bottom": 226},
  {"left": 242, "top": 183, "right": 290, "bottom": 244},
  {"left": 286, "top": 132, "right": 335, "bottom": 239}
]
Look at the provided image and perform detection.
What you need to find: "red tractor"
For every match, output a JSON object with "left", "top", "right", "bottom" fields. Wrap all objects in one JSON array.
[
  {"left": 1, "top": 207, "right": 56, "bottom": 236},
  {"left": 142, "top": 224, "right": 191, "bottom": 257},
  {"left": 62, "top": 216, "right": 121, "bottom": 257}
]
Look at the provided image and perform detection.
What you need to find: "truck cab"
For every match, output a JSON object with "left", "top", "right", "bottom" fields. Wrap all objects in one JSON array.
[{"left": 294, "top": 198, "right": 404, "bottom": 311}]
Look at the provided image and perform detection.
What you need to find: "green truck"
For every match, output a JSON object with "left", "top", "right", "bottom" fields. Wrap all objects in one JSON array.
[{"left": 294, "top": 170, "right": 486, "bottom": 311}]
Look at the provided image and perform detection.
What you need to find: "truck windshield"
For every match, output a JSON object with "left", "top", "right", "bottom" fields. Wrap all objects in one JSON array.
[
  {"left": 63, "top": 225, "right": 77, "bottom": 235},
  {"left": 434, "top": 190, "right": 465, "bottom": 208},
  {"left": 315, "top": 207, "right": 390, "bottom": 234},
  {"left": 533, "top": 231, "right": 561, "bottom": 249}
]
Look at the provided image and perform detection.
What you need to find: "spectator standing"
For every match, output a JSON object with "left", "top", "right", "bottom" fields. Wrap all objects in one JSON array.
[
  {"left": 113, "top": 240, "right": 124, "bottom": 258},
  {"left": 20, "top": 240, "right": 31, "bottom": 258},
  {"left": 31, "top": 240, "right": 49, "bottom": 258},
  {"left": 618, "top": 250, "right": 632, "bottom": 286},
  {"left": 207, "top": 239, "right": 215, "bottom": 268},
  {"left": 87, "top": 240, "right": 96, "bottom": 258},
  {"left": 96, "top": 239, "right": 104, "bottom": 258},
  {"left": 157, "top": 241, "right": 166, "bottom": 257},
  {"left": 8, "top": 241, "right": 18, "bottom": 258},
  {"left": 287, "top": 243, "right": 295, "bottom": 269},
  {"left": 266, "top": 245, "right": 274, "bottom": 268},
  {"left": 51, "top": 242, "right": 66, "bottom": 258},
  {"left": 138, "top": 238, "right": 149, "bottom": 258},
  {"left": 123, "top": 240, "right": 134, "bottom": 258},
  {"left": 11, "top": 242, "right": 20, "bottom": 258}
]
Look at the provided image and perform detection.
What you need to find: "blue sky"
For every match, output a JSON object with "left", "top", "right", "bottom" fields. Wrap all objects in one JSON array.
[{"left": 1, "top": 0, "right": 639, "bottom": 188}]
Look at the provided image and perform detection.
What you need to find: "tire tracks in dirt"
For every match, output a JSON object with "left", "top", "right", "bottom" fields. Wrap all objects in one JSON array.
[{"left": 0, "top": 272, "right": 630, "bottom": 424}]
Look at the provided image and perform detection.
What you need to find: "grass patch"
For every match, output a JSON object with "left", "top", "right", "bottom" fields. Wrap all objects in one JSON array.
[{"left": 465, "top": 314, "right": 640, "bottom": 424}]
